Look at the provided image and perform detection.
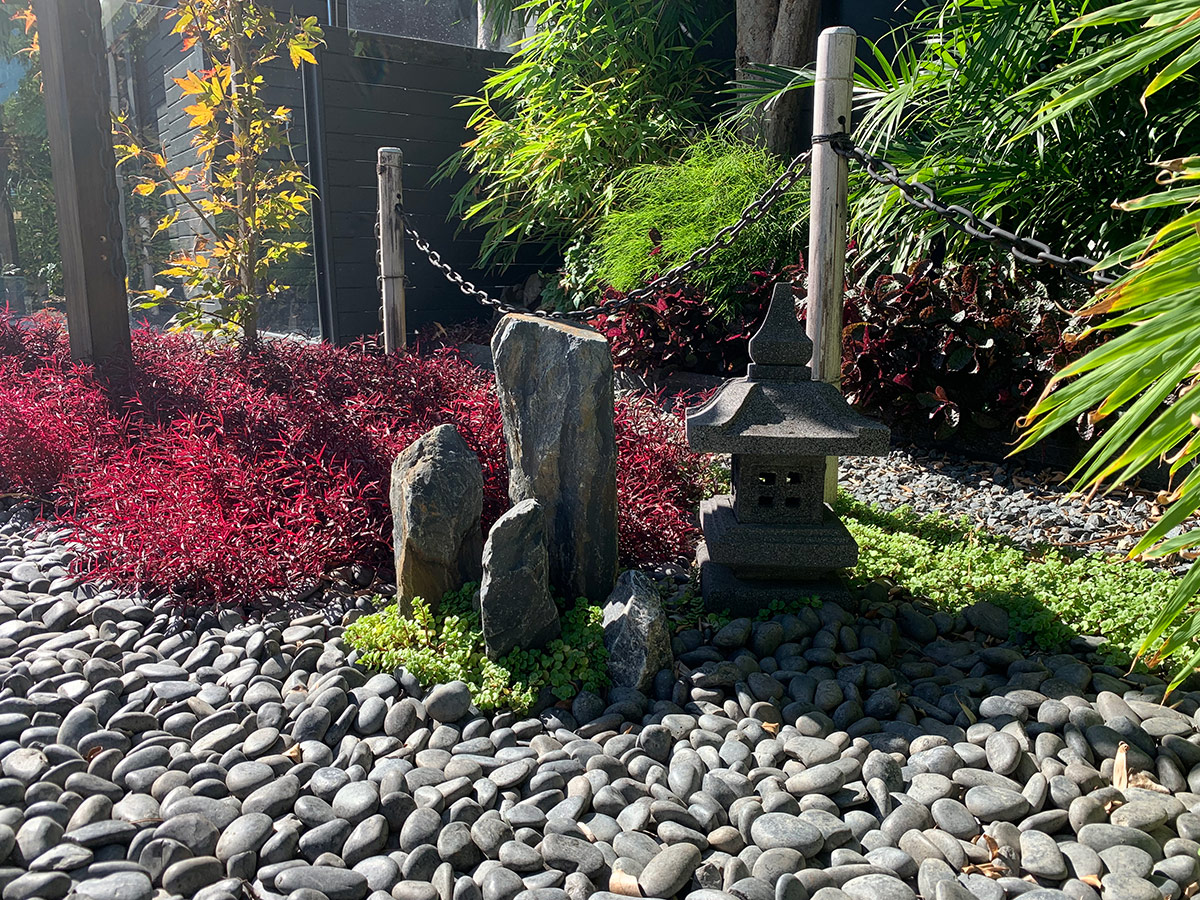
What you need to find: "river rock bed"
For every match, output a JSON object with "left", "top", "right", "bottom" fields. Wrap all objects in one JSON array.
[
  {"left": 3, "top": 505, "right": 1200, "bottom": 900},
  {"left": 839, "top": 450, "right": 1174, "bottom": 564}
]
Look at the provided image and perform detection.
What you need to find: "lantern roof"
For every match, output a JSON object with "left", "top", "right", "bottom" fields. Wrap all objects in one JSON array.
[{"left": 686, "top": 284, "right": 890, "bottom": 457}]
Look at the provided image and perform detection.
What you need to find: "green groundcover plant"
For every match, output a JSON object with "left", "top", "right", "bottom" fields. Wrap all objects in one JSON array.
[
  {"left": 345, "top": 582, "right": 608, "bottom": 714},
  {"left": 838, "top": 494, "right": 1180, "bottom": 667}
]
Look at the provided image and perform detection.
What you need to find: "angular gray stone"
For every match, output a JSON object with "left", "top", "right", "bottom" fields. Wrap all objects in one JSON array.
[
  {"left": 602, "top": 570, "right": 673, "bottom": 693},
  {"left": 479, "top": 499, "right": 561, "bottom": 659},
  {"left": 391, "top": 424, "right": 484, "bottom": 615},
  {"left": 492, "top": 314, "right": 618, "bottom": 602}
]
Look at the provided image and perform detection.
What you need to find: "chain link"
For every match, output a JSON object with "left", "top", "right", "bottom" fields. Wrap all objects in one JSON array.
[
  {"left": 824, "top": 133, "right": 1117, "bottom": 287},
  {"left": 401, "top": 149, "right": 815, "bottom": 320},
  {"left": 395, "top": 133, "right": 1117, "bottom": 322}
]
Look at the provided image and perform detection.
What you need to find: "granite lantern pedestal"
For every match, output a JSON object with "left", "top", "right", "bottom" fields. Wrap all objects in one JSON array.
[{"left": 686, "top": 283, "right": 889, "bottom": 613}]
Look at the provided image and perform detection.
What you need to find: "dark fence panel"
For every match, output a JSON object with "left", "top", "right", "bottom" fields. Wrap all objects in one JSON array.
[{"left": 307, "top": 29, "right": 545, "bottom": 344}]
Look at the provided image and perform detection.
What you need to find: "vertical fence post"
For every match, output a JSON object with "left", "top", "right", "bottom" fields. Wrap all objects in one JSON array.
[
  {"left": 377, "top": 148, "right": 407, "bottom": 352},
  {"left": 806, "top": 26, "right": 856, "bottom": 503},
  {"left": 34, "top": 0, "right": 131, "bottom": 366}
]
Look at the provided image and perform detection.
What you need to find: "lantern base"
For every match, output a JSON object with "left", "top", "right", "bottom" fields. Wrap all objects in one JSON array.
[{"left": 696, "top": 541, "right": 853, "bottom": 617}]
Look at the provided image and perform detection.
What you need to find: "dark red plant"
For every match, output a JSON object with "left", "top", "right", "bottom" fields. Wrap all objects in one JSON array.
[
  {"left": 0, "top": 312, "right": 710, "bottom": 609},
  {"left": 839, "top": 263, "right": 1099, "bottom": 441}
]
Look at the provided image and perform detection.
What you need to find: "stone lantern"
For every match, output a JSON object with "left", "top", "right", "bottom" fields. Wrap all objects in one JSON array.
[{"left": 686, "top": 284, "right": 889, "bottom": 611}]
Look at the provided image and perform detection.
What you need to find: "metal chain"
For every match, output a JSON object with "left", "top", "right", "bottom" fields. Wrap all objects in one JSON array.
[
  {"left": 395, "top": 131, "right": 1116, "bottom": 322},
  {"left": 823, "top": 133, "right": 1117, "bottom": 287},
  {"left": 401, "top": 149, "right": 815, "bottom": 320}
]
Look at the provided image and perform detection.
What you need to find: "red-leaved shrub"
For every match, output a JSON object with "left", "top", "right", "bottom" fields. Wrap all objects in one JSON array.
[{"left": 0, "top": 312, "right": 710, "bottom": 608}]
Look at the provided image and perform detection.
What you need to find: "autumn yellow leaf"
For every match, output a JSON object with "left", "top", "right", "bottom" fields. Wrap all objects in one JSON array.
[
  {"left": 185, "top": 102, "right": 215, "bottom": 128},
  {"left": 132, "top": 182, "right": 157, "bottom": 197},
  {"left": 174, "top": 71, "right": 208, "bottom": 97},
  {"left": 289, "top": 44, "right": 317, "bottom": 68},
  {"left": 11, "top": 6, "right": 35, "bottom": 34}
]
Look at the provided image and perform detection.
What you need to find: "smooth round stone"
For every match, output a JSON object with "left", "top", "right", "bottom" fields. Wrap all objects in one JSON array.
[
  {"left": 1019, "top": 830, "right": 1067, "bottom": 880},
  {"left": 1099, "top": 874, "right": 1160, "bottom": 900},
  {"left": 638, "top": 844, "right": 702, "bottom": 899},
  {"left": 226, "top": 762, "right": 273, "bottom": 798},
  {"left": 156, "top": 813, "right": 221, "bottom": 857},
  {"left": 16, "top": 816, "right": 64, "bottom": 863},
  {"left": 964, "top": 786, "right": 1030, "bottom": 823},
  {"left": 72, "top": 871, "right": 153, "bottom": 900},
  {"left": 64, "top": 819, "right": 137, "bottom": 848},
  {"left": 541, "top": 834, "right": 604, "bottom": 878},
  {"left": 499, "top": 841, "right": 542, "bottom": 873},
  {"left": 394, "top": 882, "right": 440, "bottom": 900},
  {"left": 786, "top": 764, "right": 844, "bottom": 796},
  {"left": 1110, "top": 802, "right": 1169, "bottom": 832},
  {"left": 842, "top": 874, "right": 916, "bottom": 900},
  {"left": 2, "top": 870, "right": 72, "bottom": 900},
  {"left": 242, "top": 774, "right": 300, "bottom": 817},
  {"left": 985, "top": 733, "right": 1021, "bottom": 777},
  {"left": 1077, "top": 825, "right": 1162, "bottom": 861},
  {"left": 28, "top": 842, "right": 94, "bottom": 872},
  {"left": 1098, "top": 846, "right": 1154, "bottom": 879},
  {"left": 276, "top": 865, "right": 370, "bottom": 900},
  {"left": 907, "top": 774, "right": 954, "bottom": 806},
  {"left": 482, "top": 867, "right": 526, "bottom": 900},
  {"left": 400, "top": 809, "right": 442, "bottom": 852},
  {"left": 865, "top": 847, "right": 917, "bottom": 880},
  {"left": 334, "top": 782, "right": 381, "bottom": 824},
  {"left": 425, "top": 683, "right": 472, "bottom": 723},
  {"left": 162, "top": 856, "right": 224, "bottom": 896},
  {"left": 750, "top": 813, "right": 823, "bottom": 855},
  {"left": 215, "top": 813, "right": 274, "bottom": 862},
  {"left": 930, "top": 799, "right": 977, "bottom": 840}
]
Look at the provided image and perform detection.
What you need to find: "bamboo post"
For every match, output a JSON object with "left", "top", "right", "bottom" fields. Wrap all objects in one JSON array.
[
  {"left": 377, "top": 148, "right": 407, "bottom": 352},
  {"left": 34, "top": 0, "right": 131, "bottom": 366},
  {"left": 806, "top": 26, "right": 856, "bottom": 503}
]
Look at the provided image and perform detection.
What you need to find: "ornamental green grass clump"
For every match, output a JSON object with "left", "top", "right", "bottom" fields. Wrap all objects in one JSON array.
[
  {"left": 590, "top": 134, "right": 808, "bottom": 319},
  {"left": 345, "top": 583, "right": 608, "bottom": 714}
]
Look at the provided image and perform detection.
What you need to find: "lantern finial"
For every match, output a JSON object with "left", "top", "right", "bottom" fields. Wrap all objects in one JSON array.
[{"left": 748, "top": 283, "right": 812, "bottom": 379}]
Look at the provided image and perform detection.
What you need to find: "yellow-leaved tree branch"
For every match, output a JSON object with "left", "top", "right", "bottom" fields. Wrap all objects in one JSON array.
[{"left": 114, "top": 0, "right": 323, "bottom": 343}]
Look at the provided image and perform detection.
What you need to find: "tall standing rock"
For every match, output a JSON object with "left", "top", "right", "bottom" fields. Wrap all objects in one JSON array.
[
  {"left": 479, "top": 499, "right": 561, "bottom": 659},
  {"left": 491, "top": 314, "right": 618, "bottom": 602},
  {"left": 390, "top": 424, "right": 484, "bottom": 615}
]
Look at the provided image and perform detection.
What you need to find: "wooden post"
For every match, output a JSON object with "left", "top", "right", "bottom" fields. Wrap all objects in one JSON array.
[
  {"left": 377, "top": 148, "right": 407, "bottom": 352},
  {"left": 806, "top": 26, "right": 856, "bottom": 503},
  {"left": 33, "top": 0, "right": 131, "bottom": 366}
]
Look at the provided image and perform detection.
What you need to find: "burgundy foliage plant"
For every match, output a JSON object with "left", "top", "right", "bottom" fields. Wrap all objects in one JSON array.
[{"left": 0, "top": 312, "right": 711, "bottom": 610}]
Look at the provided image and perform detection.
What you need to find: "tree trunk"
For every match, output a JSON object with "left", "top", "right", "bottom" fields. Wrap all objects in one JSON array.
[
  {"left": 736, "top": 0, "right": 822, "bottom": 157},
  {"left": 764, "top": 0, "right": 821, "bottom": 157}
]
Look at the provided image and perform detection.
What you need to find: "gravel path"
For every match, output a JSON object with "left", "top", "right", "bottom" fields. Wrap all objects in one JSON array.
[
  {"left": 840, "top": 449, "right": 1181, "bottom": 566},
  {"left": 4, "top": 498, "right": 1200, "bottom": 900}
]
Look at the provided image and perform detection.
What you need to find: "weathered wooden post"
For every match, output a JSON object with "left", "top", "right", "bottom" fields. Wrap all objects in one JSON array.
[
  {"left": 377, "top": 148, "right": 407, "bottom": 352},
  {"left": 806, "top": 26, "right": 856, "bottom": 502},
  {"left": 33, "top": 0, "right": 131, "bottom": 366}
]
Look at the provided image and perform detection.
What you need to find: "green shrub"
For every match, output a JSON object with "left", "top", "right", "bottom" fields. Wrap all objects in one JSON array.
[
  {"left": 344, "top": 583, "right": 609, "bottom": 713},
  {"left": 445, "top": 0, "right": 715, "bottom": 267},
  {"left": 838, "top": 493, "right": 1180, "bottom": 665},
  {"left": 589, "top": 135, "right": 808, "bottom": 319}
]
